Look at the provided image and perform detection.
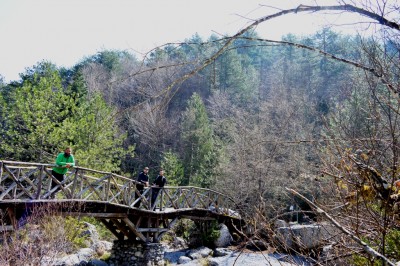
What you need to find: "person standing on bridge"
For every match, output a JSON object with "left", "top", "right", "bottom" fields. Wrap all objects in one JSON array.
[
  {"left": 134, "top": 166, "right": 150, "bottom": 207},
  {"left": 51, "top": 147, "right": 75, "bottom": 198},
  {"left": 151, "top": 169, "right": 167, "bottom": 210}
]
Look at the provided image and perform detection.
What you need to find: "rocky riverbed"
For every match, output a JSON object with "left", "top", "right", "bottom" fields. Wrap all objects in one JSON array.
[
  {"left": 54, "top": 243, "right": 312, "bottom": 266},
  {"left": 163, "top": 246, "right": 312, "bottom": 266},
  {"left": 50, "top": 221, "right": 315, "bottom": 265}
]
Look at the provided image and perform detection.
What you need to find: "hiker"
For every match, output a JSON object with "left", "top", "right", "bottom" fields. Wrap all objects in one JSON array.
[
  {"left": 134, "top": 166, "right": 150, "bottom": 207},
  {"left": 51, "top": 147, "right": 75, "bottom": 198},
  {"left": 151, "top": 169, "right": 167, "bottom": 209}
]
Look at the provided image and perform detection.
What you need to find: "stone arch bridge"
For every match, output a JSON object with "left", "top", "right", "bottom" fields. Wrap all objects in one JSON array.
[{"left": 0, "top": 160, "right": 242, "bottom": 243}]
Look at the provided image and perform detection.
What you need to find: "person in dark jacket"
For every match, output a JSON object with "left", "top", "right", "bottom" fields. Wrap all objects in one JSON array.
[
  {"left": 134, "top": 166, "right": 149, "bottom": 207},
  {"left": 51, "top": 147, "right": 75, "bottom": 198},
  {"left": 151, "top": 169, "right": 167, "bottom": 209}
]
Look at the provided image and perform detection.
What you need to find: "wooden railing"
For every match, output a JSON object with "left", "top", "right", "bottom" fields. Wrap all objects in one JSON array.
[{"left": 0, "top": 160, "right": 239, "bottom": 218}]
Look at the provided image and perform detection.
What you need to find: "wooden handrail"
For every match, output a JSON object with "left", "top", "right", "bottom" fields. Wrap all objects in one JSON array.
[{"left": 0, "top": 160, "right": 239, "bottom": 217}]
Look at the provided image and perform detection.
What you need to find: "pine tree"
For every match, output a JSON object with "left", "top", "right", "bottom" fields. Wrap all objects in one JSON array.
[
  {"left": 161, "top": 151, "right": 184, "bottom": 186},
  {"left": 0, "top": 62, "right": 132, "bottom": 171},
  {"left": 1, "top": 66, "right": 73, "bottom": 161},
  {"left": 181, "top": 93, "right": 218, "bottom": 187}
]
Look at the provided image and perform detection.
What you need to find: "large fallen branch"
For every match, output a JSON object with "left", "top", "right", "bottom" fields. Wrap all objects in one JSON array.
[{"left": 285, "top": 187, "right": 395, "bottom": 266}]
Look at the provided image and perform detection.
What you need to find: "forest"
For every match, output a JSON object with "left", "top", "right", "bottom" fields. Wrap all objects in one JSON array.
[{"left": 0, "top": 1, "right": 400, "bottom": 265}]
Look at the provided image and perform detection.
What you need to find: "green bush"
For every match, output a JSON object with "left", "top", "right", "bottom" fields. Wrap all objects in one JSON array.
[
  {"left": 64, "top": 217, "right": 91, "bottom": 249},
  {"left": 200, "top": 220, "right": 220, "bottom": 248}
]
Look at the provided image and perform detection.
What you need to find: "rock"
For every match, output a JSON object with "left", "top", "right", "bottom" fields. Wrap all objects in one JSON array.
[
  {"left": 208, "top": 260, "right": 220, "bottom": 266},
  {"left": 213, "top": 248, "right": 232, "bottom": 257},
  {"left": 319, "top": 244, "right": 333, "bottom": 260},
  {"left": 274, "top": 219, "right": 288, "bottom": 229},
  {"left": 56, "top": 254, "right": 80, "bottom": 266},
  {"left": 87, "top": 259, "right": 109, "bottom": 266},
  {"left": 245, "top": 239, "right": 269, "bottom": 251},
  {"left": 213, "top": 224, "right": 233, "bottom": 248},
  {"left": 77, "top": 248, "right": 95, "bottom": 261},
  {"left": 99, "top": 240, "right": 113, "bottom": 251},
  {"left": 173, "top": 236, "right": 188, "bottom": 249},
  {"left": 187, "top": 246, "right": 212, "bottom": 259},
  {"left": 275, "top": 222, "right": 339, "bottom": 250},
  {"left": 164, "top": 249, "right": 187, "bottom": 264},
  {"left": 208, "top": 252, "right": 304, "bottom": 266},
  {"left": 178, "top": 255, "right": 192, "bottom": 264},
  {"left": 81, "top": 222, "right": 100, "bottom": 246},
  {"left": 93, "top": 242, "right": 105, "bottom": 256}
]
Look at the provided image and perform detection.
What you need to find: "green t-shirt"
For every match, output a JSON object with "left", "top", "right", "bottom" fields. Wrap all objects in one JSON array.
[{"left": 52, "top": 152, "right": 75, "bottom": 175}]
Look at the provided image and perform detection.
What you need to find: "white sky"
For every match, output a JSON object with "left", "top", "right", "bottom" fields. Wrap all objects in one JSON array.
[{"left": 0, "top": 0, "right": 366, "bottom": 82}]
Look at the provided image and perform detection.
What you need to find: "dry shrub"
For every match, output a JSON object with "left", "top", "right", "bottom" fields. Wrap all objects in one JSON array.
[{"left": 0, "top": 203, "right": 88, "bottom": 265}]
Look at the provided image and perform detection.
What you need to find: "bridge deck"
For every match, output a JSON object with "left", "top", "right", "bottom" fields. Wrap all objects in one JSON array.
[{"left": 0, "top": 161, "right": 242, "bottom": 242}]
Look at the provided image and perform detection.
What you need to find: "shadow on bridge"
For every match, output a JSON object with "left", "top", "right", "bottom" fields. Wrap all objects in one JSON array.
[{"left": 0, "top": 161, "right": 242, "bottom": 243}]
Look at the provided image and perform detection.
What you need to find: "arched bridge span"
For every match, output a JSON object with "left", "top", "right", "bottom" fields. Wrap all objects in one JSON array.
[{"left": 0, "top": 161, "right": 242, "bottom": 242}]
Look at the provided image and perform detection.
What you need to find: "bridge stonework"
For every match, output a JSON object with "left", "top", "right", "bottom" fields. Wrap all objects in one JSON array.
[{"left": 108, "top": 240, "right": 165, "bottom": 266}]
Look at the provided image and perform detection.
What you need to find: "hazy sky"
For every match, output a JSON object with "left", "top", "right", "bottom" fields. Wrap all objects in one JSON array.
[{"left": 0, "top": 0, "right": 362, "bottom": 82}]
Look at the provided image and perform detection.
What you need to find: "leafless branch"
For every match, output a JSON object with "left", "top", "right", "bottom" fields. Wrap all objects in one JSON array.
[{"left": 286, "top": 187, "right": 396, "bottom": 266}]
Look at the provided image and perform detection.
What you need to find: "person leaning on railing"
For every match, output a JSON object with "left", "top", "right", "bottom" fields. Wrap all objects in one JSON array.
[
  {"left": 134, "top": 166, "right": 150, "bottom": 207},
  {"left": 151, "top": 169, "right": 167, "bottom": 209},
  {"left": 50, "top": 147, "right": 75, "bottom": 198}
]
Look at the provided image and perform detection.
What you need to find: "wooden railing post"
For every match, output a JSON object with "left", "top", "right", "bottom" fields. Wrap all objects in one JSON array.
[
  {"left": 70, "top": 169, "right": 79, "bottom": 198},
  {"left": 36, "top": 165, "right": 44, "bottom": 199},
  {"left": 160, "top": 189, "right": 164, "bottom": 211},
  {"left": 0, "top": 161, "right": 3, "bottom": 183},
  {"left": 106, "top": 174, "right": 111, "bottom": 202}
]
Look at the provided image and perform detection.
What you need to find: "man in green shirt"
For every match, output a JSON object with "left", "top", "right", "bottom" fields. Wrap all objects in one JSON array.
[{"left": 51, "top": 147, "right": 75, "bottom": 198}]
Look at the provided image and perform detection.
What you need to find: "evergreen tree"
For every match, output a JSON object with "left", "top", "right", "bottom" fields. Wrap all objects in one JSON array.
[
  {"left": 215, "top": 46, "right": 257, "bottom": 104},
  {"left": 0, "top": 66, "right": 73, "bottom": 161},
  {"left": 0, "top": 62, "right": 132, "bottom": 171},
  {"left": 181, "top": 93, "right": 219, "bottom": 187},
  {"left": 160, "top": 151, "right": 184, "bottom": 186},
  {"left": 63, "top": 93, "right": 133, "bottom": 172}
]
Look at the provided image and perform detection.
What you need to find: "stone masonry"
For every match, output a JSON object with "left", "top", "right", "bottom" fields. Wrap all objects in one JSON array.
[{"left": 108, "top": 240, "right": 165, "bottom": 266}]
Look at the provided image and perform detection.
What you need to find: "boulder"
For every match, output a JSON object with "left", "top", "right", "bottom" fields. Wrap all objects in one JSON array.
[
  {"left": 275, "top": 222, "right": 339, "bottom": 250},
  {"left": 81, "top": 222, "right": 100, "bottom": 246},
  {"left": 178, "top": 255, "right": 192, "bottom": 264},
  {"left": 187, "top": 246, "right": 213, "bottom": 259},
  {"left": 213, "top": 248, "right": 232, "bottom": 257},
  {"left": 91, "top": 241, "right": 112, "bottom": 256},
  {"left": 213, "top": 224, "right": 233, "bottom": 248}
]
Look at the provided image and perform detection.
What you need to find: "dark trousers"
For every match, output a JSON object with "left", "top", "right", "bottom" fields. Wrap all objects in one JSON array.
[
  {"left": 134, "top": 185, "right": 144, "bottom": 208},
  {"left": 51, "top": 170, "right": 64, "bottom": 197},
  {"left": 151, "top": 188, "right": 161, "bottom": 209}
]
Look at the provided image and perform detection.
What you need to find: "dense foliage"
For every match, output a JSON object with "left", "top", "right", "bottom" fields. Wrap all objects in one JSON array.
[{"left": 0, "top": 61, "right": 132, "bottom": 171}]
